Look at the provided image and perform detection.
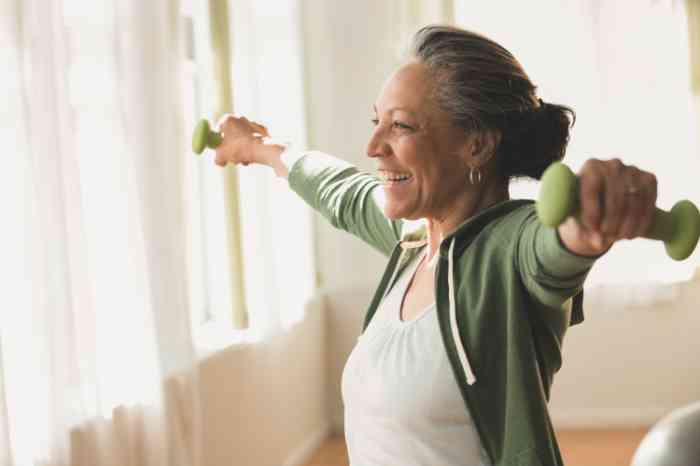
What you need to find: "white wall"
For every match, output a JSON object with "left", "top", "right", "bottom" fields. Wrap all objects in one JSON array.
[
  {"left": 549, "top": 276, "right": 700, "bottom": 428},
  {"left": 300, "top": 0, "right": 399, "bottom": 295},
  {"left": 199, "top": 295, "right": 330, "bottom": 466}
]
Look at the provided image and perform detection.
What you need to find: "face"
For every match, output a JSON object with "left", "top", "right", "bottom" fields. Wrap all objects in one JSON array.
[{"left": 367, "top": 61, "right": 473, "bottom": 221}]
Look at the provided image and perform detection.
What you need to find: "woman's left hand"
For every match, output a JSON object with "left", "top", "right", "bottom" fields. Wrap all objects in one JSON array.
[{"left": 557, "top": 158, "right": 658, "bottom": 257}]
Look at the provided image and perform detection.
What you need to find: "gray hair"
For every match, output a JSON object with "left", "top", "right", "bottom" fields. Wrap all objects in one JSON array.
[{"left": 409, "top": 25, "right": 576, "bottom": 181}]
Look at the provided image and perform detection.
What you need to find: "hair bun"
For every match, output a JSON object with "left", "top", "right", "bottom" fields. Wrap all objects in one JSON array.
[{"left": 498, "top": 100, "right": 576, "bottom": 181}]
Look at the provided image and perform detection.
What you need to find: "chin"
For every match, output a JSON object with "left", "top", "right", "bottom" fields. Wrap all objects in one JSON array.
[
  {"left": 383, "top": 204, "right": 420, "bottom": 221},
  {"left": 383, "top": 208, "right": 403, "bottom": 220},
  {"left": 382, "top": 188, "right": 421, "bottom": 220},
  {"left": 382, "top": 203, "right": 403, "bottom": 220}
]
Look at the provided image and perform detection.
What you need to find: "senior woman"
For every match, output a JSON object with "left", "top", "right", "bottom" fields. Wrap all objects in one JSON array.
[{"left": 212, "top": 26, "right": 657, "bottom": 466}]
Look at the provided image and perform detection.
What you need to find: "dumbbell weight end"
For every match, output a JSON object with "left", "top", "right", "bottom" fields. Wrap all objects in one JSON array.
[
  {"left": 192, "top": 119, "right": 223, "bottom": 155},
  {"left": 537, "top": 162, "right": 700, "bottom": 261}
]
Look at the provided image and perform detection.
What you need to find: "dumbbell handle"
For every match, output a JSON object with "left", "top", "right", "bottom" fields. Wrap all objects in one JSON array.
[
  {"left": 536, "top": 162, "right": 700, "bottom": 261},
  {"left": 192, "top": 119, "right": 222, "bottom": 155}
]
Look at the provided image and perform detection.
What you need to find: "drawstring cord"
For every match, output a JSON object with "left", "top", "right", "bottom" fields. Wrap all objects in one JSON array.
[{"left": 448, "top": 238, "right": 477, "bottom": 385}]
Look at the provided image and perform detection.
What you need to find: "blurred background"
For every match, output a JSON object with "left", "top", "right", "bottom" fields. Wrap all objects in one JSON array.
[{"left": 1, "top": 0, "right": 699, "bottom": 465}]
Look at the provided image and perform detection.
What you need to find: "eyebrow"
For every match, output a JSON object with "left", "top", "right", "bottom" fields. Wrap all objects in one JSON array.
[{"left": 373, "top": 104, "right": 416, "bottom": 115}]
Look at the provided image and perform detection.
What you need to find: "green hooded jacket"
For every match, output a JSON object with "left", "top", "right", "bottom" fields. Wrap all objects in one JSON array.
[{"left": 287, "top": 151, "right": 600, "bottom": 466}]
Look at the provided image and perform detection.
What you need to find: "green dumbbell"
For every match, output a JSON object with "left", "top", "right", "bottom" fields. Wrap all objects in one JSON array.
[
  {"left": 192, "top": 119, "right": 222, "bottom": 154},
  {"left": 537, "top": 162, "right": 700, "bottom": 261}
]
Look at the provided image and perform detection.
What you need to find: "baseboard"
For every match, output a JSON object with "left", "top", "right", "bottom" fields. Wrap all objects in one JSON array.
[
  {"left": 332, "top": 412, "right": 344, "bottom": 436},
  {"left": 282, "top": 420, "right": 335, "bottom": 466},
  {"left": 332, "top": 408, "right": 668, "bottom": 435},
  {"left": 550, "top": 406, "right": 675, "bottom": 429}
]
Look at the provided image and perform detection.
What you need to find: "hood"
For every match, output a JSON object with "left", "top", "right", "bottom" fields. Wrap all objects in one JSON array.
[
  {"left": 393, "top": 199, "right": 535, "bottom": 386},
  {"left": 399, "top": 199, "right": 534, "bottom": 252}
]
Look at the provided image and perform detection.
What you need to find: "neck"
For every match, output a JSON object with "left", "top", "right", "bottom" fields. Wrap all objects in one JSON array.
[{"left": 423, "top": 182, "right": 509, "bottom": 267}]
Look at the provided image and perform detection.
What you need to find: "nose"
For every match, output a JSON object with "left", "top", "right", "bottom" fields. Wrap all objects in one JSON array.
[{"left": 366, "top": 125, "right": 390, "bottom": 159}]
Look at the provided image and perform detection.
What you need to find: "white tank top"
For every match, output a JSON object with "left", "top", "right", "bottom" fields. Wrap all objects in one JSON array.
[{"left": 341, "top": 249, "right": 491, "bottom": 466}]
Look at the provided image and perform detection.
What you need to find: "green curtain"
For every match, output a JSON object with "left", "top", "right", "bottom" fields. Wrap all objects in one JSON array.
[{"left": 209, "top": 0, "right": 249, "bottom": 329}]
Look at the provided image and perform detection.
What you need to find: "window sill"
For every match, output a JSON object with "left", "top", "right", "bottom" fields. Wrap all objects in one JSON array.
[
  {"left": 192, "top": 291, "right": 326, "bottom": 360},
  {"left": 192, "top": 320, "right": 257, "bottom": 360}
]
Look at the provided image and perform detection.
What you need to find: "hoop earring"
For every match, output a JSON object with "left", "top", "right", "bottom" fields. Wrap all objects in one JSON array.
[{"left": 469, "top": 166, "right": 483, "bottom": 185}]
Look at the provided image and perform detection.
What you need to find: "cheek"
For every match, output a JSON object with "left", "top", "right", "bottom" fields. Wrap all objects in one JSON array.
[
  {"left": 393, "top": 135, "right": 459, "bottom": 199},
  {"left": 419, "top": 158, "right": 465, "bottom": 205},
  {"left": 395, "top": 136, "right": 431, "bottom": 173}
]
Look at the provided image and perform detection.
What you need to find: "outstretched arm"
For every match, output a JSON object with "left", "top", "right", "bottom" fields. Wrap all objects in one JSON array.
[
  {"left": 516, "top": 157, "right": 658, "bottom": 308},
  {"left": 284, "top": 149, "right": 402, "bottom": 257},
  {"left": 212, "top": 114, "right": 403, "bottom": 257},
  {"left": 556, "top": 158, "right": 658, "bottom": 257}
]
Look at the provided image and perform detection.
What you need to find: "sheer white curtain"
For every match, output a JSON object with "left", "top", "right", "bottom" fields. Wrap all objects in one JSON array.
[
  {"left": 456, "top": 0, "right": 700, "bottom": 308},
  {"left": 0, "top": 0, "right": 201, "bottom": 464},
  {"left": 390, "top": 0, "right": 454, "bottom": 57},
  {"left": 689, "top": 0, "right": 700, "bottom": 95},
  {"left": 187, "top": 0, "right": 316, "bottom": 354}
]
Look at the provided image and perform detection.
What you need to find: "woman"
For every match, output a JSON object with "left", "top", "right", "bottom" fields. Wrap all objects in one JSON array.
[{"left": 212, "top": 25, "right": 656, "bottom": 466}]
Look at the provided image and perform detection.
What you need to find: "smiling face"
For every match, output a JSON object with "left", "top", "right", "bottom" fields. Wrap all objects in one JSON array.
[{"left": 367, "top": 61, "right": 477, "bottom": 221}]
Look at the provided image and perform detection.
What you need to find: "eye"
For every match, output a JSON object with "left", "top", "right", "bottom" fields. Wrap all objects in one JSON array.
[
  {"left": 370, "top": 118, "right": 379, "bottom": 126},
  {"left": 392, "top": 121, "right": 413, "bottom": 130}
]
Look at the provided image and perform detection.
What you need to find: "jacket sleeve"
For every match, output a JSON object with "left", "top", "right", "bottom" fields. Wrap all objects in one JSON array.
[
  {"left": 286, "top": 151, "right": 403, "bottom": 257},
  {"left": 515, "top": 206, "right": 600, "bottom": 311}
]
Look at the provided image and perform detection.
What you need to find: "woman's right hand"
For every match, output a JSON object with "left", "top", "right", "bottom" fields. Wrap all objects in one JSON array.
[{"left": 214, "top": 114, "right": 270, "bottom": 167}]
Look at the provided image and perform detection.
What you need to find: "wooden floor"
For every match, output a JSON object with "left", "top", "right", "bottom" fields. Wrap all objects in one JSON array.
[{"left": 302, "top": 428, "right": 649, "bottom": 466}]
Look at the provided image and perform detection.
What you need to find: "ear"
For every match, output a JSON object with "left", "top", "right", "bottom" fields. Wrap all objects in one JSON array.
[{"left": 460, "top": 130, "right": 501, "bottom": 168}]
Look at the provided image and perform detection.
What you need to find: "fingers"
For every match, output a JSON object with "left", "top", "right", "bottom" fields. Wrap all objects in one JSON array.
[
  {"left": 216, "top": 114, "right": 268, "bottom": 136},
  {"left": 214, "top": 146, "right": 228, "bottom": 167},
  {"left": 639, "top": 172, "right": 658, "bottom": 235},
  {"left": 578, "top": 158, "right": 657, "bottom": 244},
  {"left": 249, "top": 121, "right": 269, "bottom": 138},
  {"left": 599, "top": 158, "right": 625, "bottom": 237},
  {"left": 212, "top": 114, "right": 268, "bottom": 167},
  {"left": 619, "top": 170, "right": 657, "bottom": 239},
  {"left": 579, "top": 159, "right": 605, "bottom": 232},
  {"left": 216, "top": 113, "right": 235, "bottom": 135},
  {"left": 616, "top": 165, "right": 642, "bottom": 239}
]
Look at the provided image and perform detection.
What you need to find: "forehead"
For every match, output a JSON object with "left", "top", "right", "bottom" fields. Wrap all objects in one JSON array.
[{"left": 375, "top": 61, "right": 434, "bottom": 114}]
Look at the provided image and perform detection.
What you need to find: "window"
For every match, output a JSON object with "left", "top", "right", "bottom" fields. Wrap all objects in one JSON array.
[{"left": 182, "top": 0, "right": 317, "bottom": 352}]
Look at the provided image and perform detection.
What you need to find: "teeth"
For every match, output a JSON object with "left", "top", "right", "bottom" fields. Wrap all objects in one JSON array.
[{"left": 378, "top": 170, "right": 412, "bottom": 182}]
